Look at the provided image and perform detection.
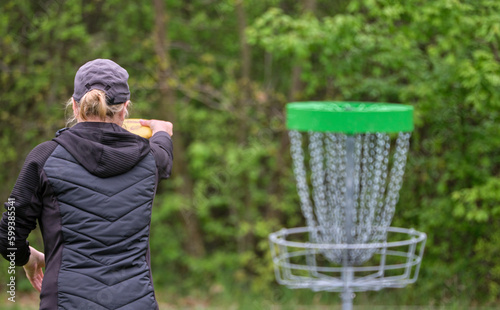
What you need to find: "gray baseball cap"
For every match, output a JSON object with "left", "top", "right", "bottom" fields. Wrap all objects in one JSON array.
[{"left": 72, "top": 59, "right": 130, "bottom": 105}]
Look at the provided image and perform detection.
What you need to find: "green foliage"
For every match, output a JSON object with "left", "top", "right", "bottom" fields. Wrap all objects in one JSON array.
[
  {"left": 453, "top": 177, "right": 500, "bottom": 222},
  {"left": 1, "top": 0, "right": 500, "bottom": 306},
  {"left": 248, "top": 0, "right": 500, "bottom": 303}
]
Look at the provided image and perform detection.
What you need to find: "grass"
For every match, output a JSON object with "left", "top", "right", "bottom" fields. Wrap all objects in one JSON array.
[{"left": 0, "top": 290, "right": 498, "bottom": 310}]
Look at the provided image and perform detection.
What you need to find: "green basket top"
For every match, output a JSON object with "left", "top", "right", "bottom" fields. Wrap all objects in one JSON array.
[{"left": 286, "top": 101, "right": 414, "bottom": 133}]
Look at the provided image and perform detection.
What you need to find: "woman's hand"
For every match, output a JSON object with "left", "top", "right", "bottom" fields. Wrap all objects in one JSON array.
[
  {"left": 23, "top": 246, "right": 45, "bottom": 292},
  {"left": 140, "top": 119, "right": 173, "bottom": 137}
]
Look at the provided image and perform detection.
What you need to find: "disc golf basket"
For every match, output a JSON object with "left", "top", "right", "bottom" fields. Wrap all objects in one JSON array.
[{"left": 269, "top": 102, "right": 426, "bottom": 310}]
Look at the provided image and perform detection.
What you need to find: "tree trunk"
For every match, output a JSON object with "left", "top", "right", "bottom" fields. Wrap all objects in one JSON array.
[
  {"left": 289, "top": 65, "right": 303, "bottom": 101},
  {"left": 152, "top": 0, "right": 205, "bottom": 258},
  {"left": 288, "top": 0, "right": 316, "bottom": 101},
  {"left": 236, "top": 0, "right": 251, "bottom": 82},
  {"left": 304, "top": 0, "right": 317, "bottom": 12},
  {"left": 234, "top": 0, "right": 255, "bottom": 254}
]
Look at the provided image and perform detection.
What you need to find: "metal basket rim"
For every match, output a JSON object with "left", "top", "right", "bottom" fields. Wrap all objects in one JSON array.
[{"left": 269, "top": 226, "right": 426, "bottom": 250}]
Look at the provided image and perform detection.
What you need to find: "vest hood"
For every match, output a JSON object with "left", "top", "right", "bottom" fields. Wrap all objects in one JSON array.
[{"left": 53, "top": 122, "right": 151, "bottom": 178}]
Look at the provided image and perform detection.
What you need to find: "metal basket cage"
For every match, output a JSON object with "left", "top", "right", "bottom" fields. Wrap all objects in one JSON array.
[{"left": 269, "top": 226, "right": 426, "bottom": 293}]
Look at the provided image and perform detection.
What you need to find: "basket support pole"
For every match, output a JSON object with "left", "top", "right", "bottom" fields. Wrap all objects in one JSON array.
[{"left": 341, "top": 135, "right": 356, "bottom": 310}]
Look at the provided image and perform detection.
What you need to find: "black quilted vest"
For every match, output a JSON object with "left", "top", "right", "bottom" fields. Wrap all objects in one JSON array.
[{"left": 43, "top": 145, "right": 158, "bottom": 309}]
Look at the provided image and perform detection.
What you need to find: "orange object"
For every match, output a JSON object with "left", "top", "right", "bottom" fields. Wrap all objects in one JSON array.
[{"left": 122, "top": 119, "right": 152, "bottom": 139}]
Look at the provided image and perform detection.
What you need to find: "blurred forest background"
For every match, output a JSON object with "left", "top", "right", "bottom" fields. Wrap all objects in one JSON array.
[{"left": 1, "top": 0, "right": 500, "bottom": 308}]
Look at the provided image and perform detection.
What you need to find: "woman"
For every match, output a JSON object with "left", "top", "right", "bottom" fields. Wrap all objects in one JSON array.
[{"left": 0, "top": 59, "right": 173, "bottom": 310}]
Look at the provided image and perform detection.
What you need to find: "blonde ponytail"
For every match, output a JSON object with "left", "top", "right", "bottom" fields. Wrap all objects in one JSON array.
[
  {"left": 79, "top": 89, "right": 108, "bottom": 121},
  {"left": 66, "top": 89, "right": 130, "bottom": 126}
]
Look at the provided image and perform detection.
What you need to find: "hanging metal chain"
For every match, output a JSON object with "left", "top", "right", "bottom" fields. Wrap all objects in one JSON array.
[
  {"left": 289, "top": 130, "right": 412, "bottom": 265},
  {"left": 289, "top": 130, "right": 316, "bottom": 231}
]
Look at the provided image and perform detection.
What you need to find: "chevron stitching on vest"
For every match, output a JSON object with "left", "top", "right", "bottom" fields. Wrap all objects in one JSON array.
[{"left": 44, "top": 145, "right": 158, "bottom": 310}]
